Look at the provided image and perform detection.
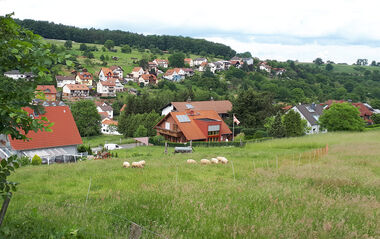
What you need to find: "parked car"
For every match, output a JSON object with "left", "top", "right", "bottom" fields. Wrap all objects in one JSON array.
[{"left": 104, "top": 144, "right": 122, "bottom": 150}]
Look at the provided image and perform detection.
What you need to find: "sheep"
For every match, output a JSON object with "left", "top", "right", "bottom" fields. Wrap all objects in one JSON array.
[
  {"left": 139, "top": 160, "right": 146, "bottom": 167},
  {"left": 200, "top": 159, "right": 211, "bottom": 165},
  {"left": 187, "top": 159, "right": 197, "bottom": 164},
  {"left": 210, "top": 158, "right": 219, "bottom": 164},
  {"left": 217, "top": 156, "right": 228, "bottom": 164},
  {"left": 122, "top": 161, "right": 130, "bottom": 168},
  {"left": 131, "top": 161, "right": 144, "bottom": 168}
]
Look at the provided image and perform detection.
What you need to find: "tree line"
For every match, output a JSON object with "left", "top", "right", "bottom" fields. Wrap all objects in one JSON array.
[{"left": 15, "top": 18, "right": 236, "bottom": 59}]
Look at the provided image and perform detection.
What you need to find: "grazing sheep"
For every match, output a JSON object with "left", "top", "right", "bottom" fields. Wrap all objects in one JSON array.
[
  {"left": 123, "top": 161, "right": 130, "bottom": 168},
  {"left": 187, "top": 159, "right": 197, "bottom": 164},
  {"left": 200, "top": 159, "right": 211, "bottom": 165},
  {"left": 217, "top": 156, "right": 228, "bottom": 164},
  {"left": 139, "top": 160, "right": 146, "bottom": 167},
  {"left": 131, "top": 161, "right": 143, "bottom": 168},
  {"left": 210, "top": 158, "right": 219, "bottom": 164}
]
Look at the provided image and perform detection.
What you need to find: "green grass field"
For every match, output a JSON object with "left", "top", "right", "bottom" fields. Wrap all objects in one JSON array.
[
  {"left": 3, "top": 130, "right": 380, "bottom": 238},
  {"left": 82, "top": 135, "right": 135, "bottom": 148},
  {"left": 297, "top": 62, "right": 378, "bottom": 74}
]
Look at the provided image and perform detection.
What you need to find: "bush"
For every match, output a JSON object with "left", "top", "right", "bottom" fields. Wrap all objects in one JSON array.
[
  {"left": 31, "top": 155, "right": 42, "bottom": 165},
  {"left": 234, "top": 133, "right": 245, "bottom": 141},
  {"left": 253, "top": 130, "right": 268, "bottom": 139},
  {"left": 18, "top": 156, "right": 31, "bottom": 166},
  {"left": 150, "top": 135, "right": 165, "bottom": 145}
]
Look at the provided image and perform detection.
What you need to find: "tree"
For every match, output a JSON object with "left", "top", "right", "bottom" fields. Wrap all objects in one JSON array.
[
  {"left": 138, "top": 59, "right": 149, "bottom": 70},
  {"left": 71, "top": 100, "right": 101, "bottom": 136},
  {"left": 134, "top": 125, "right": 148, "bottom": 137},
  {"left": 268, "top": 113, "right": 285, "bottom": 138},
  {"left": 104, "top": 39, "right": 115, "bottom": 50},
  {"left": 319, "top": 103, "right": 365, "bottom": 131},
  {"left": 64, "top": 40, "right": 72, "bottom": 49},
  {"left": 313, "top": 58, "right": 324, "bottom": 65},
  {"left": 100, "top": 54, "right": 105, "bottom": 61},
  {"left": 325, "top": 63, "right": 333, "bottom": 71},
  {"left": 356, "top": 59, "right": 368, "bottom": 66},
  {"left": 168, "top": 52, "right": 185, "bottom": 67},
  {"left": 283, "top": 110, "right": 305, "bottom": 137},
  {"left": 79, "top": 43, "right": 87, "bottom": 51},
  {"left": 121, "top": 44, "right": 131, "bottom": 53},
  {"left": 0, "top": 14, "right": 63, "bottom": 198},
  {"left": 371, "top": 114, "right": 380, "bottom": 124},
  {"left": 371, "top": 60, "right": 377, "bottom": 66}
]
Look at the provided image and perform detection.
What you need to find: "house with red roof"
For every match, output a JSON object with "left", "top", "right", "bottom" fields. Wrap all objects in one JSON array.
[
  {"left": 163, "top": 68, "right": 186, "bottom": 81},
  {"left": 76, "top": 71, "right": 93, "bottom": 86},
  {"left": 184, "top": 58, "right": 194, "bottom": 67},
  {"left": 98, "top": 67, "right": 114, "bottom": 81},
  {"left": 109, "top": 66, "right": 124, "bottom": 79},
  {"left": 153, "top": 59, "right": 169, "bottom": 68},
  {"left": 139, "top": 74, "right": 158, "bottom": 86},
  {"left": 55, "top": 75, "right": 76, "bottom": 88},
  {"left": 322, "top": 100, "right": 373, "bottom": 124},
  {"left": 259, "top": 62, "right": 272, "bottom": 73},
  {"left": 36, "top": 85, "right": 57, "bottom": 101},
  {"left": 154, "top": 110, "right": 232, "bottom": 143},
  {"left": 131, "top": 67, "right": 145, "bottom": 79},
  {"left": 2, "top": 106, "right": 82, "bottom": 162},
  {"left": 101, "top": 118, "right": 121, "bottom": 135}
]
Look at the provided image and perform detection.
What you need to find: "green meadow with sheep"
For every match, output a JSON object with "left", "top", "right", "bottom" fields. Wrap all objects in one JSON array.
[{"left": 3, "top": 130, "right": 380, "bottom": 238}]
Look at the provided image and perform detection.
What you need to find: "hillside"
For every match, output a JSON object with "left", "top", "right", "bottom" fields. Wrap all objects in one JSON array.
[
  {"left": 4, "top": 130, "right": 380, "bottom": 238},
  {"left": 16, "top": 19, "right": 236, "bottom": 58}
]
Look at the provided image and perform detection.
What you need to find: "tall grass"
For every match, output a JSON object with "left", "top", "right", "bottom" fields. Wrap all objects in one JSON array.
[{"left": 3, "top": 131, "right": 380, "bottom": 238}]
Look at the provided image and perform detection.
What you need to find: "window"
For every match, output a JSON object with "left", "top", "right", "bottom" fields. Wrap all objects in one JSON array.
[
  {"left": 165, "top": 122, "right": 170, "bottom": 130},
  {"left": 208, "top": 125, "right": 220, "bottom": 135}
]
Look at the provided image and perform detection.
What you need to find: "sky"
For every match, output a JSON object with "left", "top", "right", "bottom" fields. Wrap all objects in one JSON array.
[{"left": 1, "top": 0, "right": 380, "bottom": 64}]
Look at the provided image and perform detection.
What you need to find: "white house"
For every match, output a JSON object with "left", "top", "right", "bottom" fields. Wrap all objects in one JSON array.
[
  {"left": 98, "top": 67, "right": 113, "bottom": 81},
  {"left": 259, "top": 62, "right": 272, "bottom": 73},
  {"left": 194, "top": 58, "right": 208, "bottom": 66},
  {"left": 56, "top": 75, "right": 76, "bottom": 88},
  {"left": 131, "top": 67, "right": 144, "bottom": 79},
  {"left": 153, "top": 59, "right": 169, "bottom": 68},
  {"left": 184, "top": 58, "right": 194, "bottom": 67},
  {"left": 291, "top": 104, "right": 325, "bottom": 134},
  {"left": 62, "top": 84, "right": 89, "bottom": 99},
  {"left": 101, "top": 118, "right": 121, "bottom": 135},
  {"left": 4, "top": 70, "right": 34, "bottom": 80},
  {"left": 138, "top": 74, "right": 158, "bottom": 86},
  {"left": 110, "top": 66, "right": 124, "bottom": 79},
  {"left": 97, "top": 79, "right": 116, "bottom": 97},
  {"left": 96, "top": 102, "right": 113, "bottom": 119},
  {"left": 242, "top": 58, "right": 254, "bottom": 65},
  {"left": 163, "top": 68, "right": 185, "bottom": 81}
]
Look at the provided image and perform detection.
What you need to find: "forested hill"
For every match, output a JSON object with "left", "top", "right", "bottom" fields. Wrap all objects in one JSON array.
[{"left": 15, "top": 19, "right": 236, "bottom": 59}]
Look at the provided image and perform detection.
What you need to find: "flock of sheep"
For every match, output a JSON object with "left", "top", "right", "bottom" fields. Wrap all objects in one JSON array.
[
  {"left": 122, "top": 156, "right": 228, "bottom": 168},
  {"left": 187, "top": 156, "right": 228, "bottom": 165}
]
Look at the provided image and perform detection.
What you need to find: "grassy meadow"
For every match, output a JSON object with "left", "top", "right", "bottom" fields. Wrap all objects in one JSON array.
[
  {"left": 82, "top": 135, "right": 135, "bottom": 148},
  {"left": 3, "top": 130, "right": 380, "bottom": 238}
]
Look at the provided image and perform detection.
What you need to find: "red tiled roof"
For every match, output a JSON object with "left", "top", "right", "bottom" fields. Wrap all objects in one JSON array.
[
  {"left": 132, "top": 67, "right": 143, "bottom": 72},
  {"left": 65, "top": 84, "right": 89, "bottom": 90},
  {"left": 102, "top": 119, "right": 118, "bottom": 125},
  {"left": 184, "top": 58, "right": 192, "bottom": 62},
  {"left": 100, "top": 67, "right": 113, "bottom": 77},
  {"left": 164, "top": 69, "right": 175, "bottom": 76},
  {"left": 141, "top": 74, "right": 157, "bottom": 80},
  {"left": 100, "top": 79, "right": 116, "bottom": 86},
  {"left": 9, "top": 106, "right": 82, "bottom": 150},
  {"left": 171, "top": 100, "right": 232, "bottom": 114},
  {"left": 36, "top": 85, "right": 57, "bottom": 94},
  {"left": 155, "top": 110, "right": 232, "bottom": 141},
  {"left": 282, "top": 105, "right": 292, "bottom": 111},
  {"left": 120, "top": 104, "right": 127, "bottom": 112},
  {"left": 352, "top": 103, "right": 373, "bottom": 117},
  {"left": 77, "top": 72, "right": 93, "bottom": 80},
  {"left": 99, "top": 112, "right": 108, "bottom": 120},
  {"left": 200, "top": 62, "right": 208, "bottom": 66},
  {"left": 110, "top": 65, "right": 123, "bottom": 71}
]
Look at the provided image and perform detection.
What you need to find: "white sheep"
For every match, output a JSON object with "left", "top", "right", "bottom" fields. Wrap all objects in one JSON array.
[
  {"left": 217, "top": 156, "right": 228, "bottom": 164},
  {"left": 131, "top": 161, "right": 144, "bottom": 168},
  {"left": 122, "top": 161, "right": 130, "bottom": 168},
  {"left": 200, "top": 159, "right": 211, "bottom": 165},
  {"left": 139, "top": 160, "right": 146, "bottom": 167},
  {"left": 187, "top": 159, "right": 197, "bottom": 164},
  {"left": 210, "top": 158, "right": 219, "bottom": 164}
]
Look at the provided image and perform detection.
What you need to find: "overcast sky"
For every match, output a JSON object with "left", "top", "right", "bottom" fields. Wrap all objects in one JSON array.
[{"left": 2, "top": 0, "right": 380, "bottom": 64}]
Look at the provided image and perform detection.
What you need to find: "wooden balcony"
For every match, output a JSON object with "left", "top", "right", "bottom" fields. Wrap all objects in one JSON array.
[{"left": 155, "top": 127, "right": 182, "bottom": 137}]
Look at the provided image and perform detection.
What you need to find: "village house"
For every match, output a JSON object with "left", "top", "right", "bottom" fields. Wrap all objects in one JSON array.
[
  {"left": 184, "top": 58, "right": 194, "bottom": 67},
  {"left": 97, "top": 79, "right": 116, "bottom": 97},
  {"left": 183, "top": 68, "right": 194, "bottom": 77},
  {"left": 273, "top": 68, "right": 286, "bottom": 76},
  {"left": 259, "top": 62, "right": 272, "bottom": 73},
  {"left": 96, "top": 101, "right": 113, "bottom": 119},
  {"left": 230, "top": 60, "right": 242, "bottom": 68},
  {"left": 322, "top": 100, "right": 374, "bottom": 124},
  {"left": 101, "top": 118, "right": 121, "bottom": 135},
  {"left": 131, "top": 67, "right": 145, "bottom": 79},
  {"left": 148, "top": 62, "right": 158, "bottom": 72},
  {"left": 76, "top": 71, "right": 93, "bottom": 86},
  {"left": 291, "top": 103, "right": 325, "bottom": 134},
  {"left": 242, "top": 58, "right": 254, "bottom": 65},
  {"left": 198, "top": 62, "right": 208, "bottom": 72},
  {"left": 161, "top": 99, "right": 233, "bottom": 120},
  {"left": 139, "top": 74, "right": 158, "bottom": 86},
  {"left": 163, "top": 68, "right": 186, "bottom": 81},
  {"left": 153, "top": 59, "right": 169, "bottom": 68},
  {"left": 4, "top": 70, "right": 34, "bottom": 80},
  {"left": 98, "top": 67, "right": 114, "bottom": 81},
  {"left": 194, "top": 58, "right": 208, "bottom": 66},
  {"left": 0, "top": 106, "right": 82, "bottom": 162},
  {"left": 36, "top": 85, "right": 57, "bottom": 101},
  {"left": 154, "top": 110, "right": 232, "bottom": 143},
  {"left": 55, "top": 75, "right": 76, "bottom": 88},
  {"left": 62, "top": 84, "right": 89, "bottom": 99},
  {"left": 110, "top": 66, "right": 124, "bottom": 79}
]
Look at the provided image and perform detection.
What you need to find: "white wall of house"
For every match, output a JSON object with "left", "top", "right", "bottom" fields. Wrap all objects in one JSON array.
[
  {"left": 132, "top": 69, "right": 144, "bottom": 78},
  {"left": 112, "top": 69, "right": 123, "bottom": 79},
  {"left": 161, "top": 105, "right": 174, "bottom": 115},
  {"left": 4, "top": 73, "right": 23, "bottom": 80},
  {"left": 62, "top": 85, "right": 71, "bottom": 94},
  {"left": 291, "top": 107, "right": 322, "bottom": 134},
  {"left": 98, "top": 70, "right": 107, "bottom": 81},
  {"left": 97, "top": 106, "right": 113, "bottom": 119},
  {"left": 57, "top": 79, "right": 76, "bottom": 88}
]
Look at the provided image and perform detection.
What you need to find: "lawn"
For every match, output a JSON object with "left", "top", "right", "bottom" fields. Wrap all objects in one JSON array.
[
  {"left": 3, "top": 130, "right": 380, "bottom": 238},
  {"left": 82, "top": 135, "right": 136, "bottom": 147}
]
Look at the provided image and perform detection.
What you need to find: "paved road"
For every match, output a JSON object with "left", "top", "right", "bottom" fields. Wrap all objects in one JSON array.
[{"left": 92, "top": 143, "right": 142, "bottom": 153}]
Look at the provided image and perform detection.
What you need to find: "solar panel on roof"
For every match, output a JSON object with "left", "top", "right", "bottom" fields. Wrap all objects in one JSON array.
[{"left": 176, "top": 115, "right": 191, "bottom": 123}]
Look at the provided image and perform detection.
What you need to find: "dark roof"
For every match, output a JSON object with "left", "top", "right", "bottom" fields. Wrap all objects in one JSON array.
[
  {"left": 98, "top": 105, "right": 113, "bottom": 112},
  {"left": 4, "top": 70, "right": 21, "bottom": 75},
  {"left": 55, "top": 75, "right": 75, "bottom": 81},
  {"left": 294, "top": 104, "right": 323, "bottom": 125}
]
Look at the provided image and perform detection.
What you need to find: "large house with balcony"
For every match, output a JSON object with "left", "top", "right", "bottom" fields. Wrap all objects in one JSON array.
[
  {"left": 291, "top": 103, "right": 325, "bottom": 134},
  {"left": 76, "top": 71, "right": 93, "bottom": 86},
  {"left": 154, "top": 110, "right": 232, "bottom": 143},
  {"left": 62, "top": 84, "right": 89, "bottom": 99}
]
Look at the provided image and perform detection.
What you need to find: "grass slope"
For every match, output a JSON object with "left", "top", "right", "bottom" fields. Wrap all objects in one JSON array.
[{"left": 4, "top": 131, "right": 380, "bottom": 238}]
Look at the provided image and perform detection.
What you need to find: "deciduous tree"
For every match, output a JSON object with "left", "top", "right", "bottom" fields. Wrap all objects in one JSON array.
[
  {"left": 71, "top": 100, "right": 101, "bottom": 137},
  {"left": 319, "top": 103, "right": 364, "bottom": 131}
]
